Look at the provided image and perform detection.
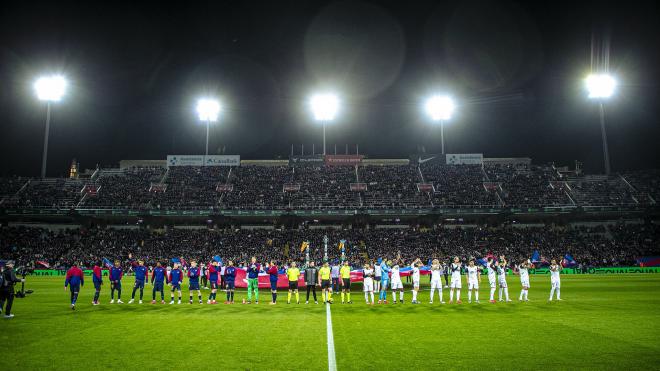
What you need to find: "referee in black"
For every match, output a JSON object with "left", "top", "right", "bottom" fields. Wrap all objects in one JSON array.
[{"left": 1, "top": 260, "right": 25, "bottom": 319}]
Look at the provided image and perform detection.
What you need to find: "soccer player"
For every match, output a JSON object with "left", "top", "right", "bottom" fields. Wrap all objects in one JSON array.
[
  {"left": 339, "top": 260, "right": 352, "bottom": 304},
  {"left": 287, "top": 261, "right": 301, "bottom": 304},
  {"left": 378, "top": 259, "right": 391, "bottom": 304},
  {"left": 92, "top": 261, "right": 103, "bottom": 305},
  {"left": 331, "top": 262, "right": 340, "bottom": 293},
  {"left": 246, "top": 257, "right": 260, "bottom": 304},
  {"left": 224, "top": 260, "right": 236, "bottom": 304},
  {"left": 151, "top": 261, "right": 166, "bottom": 304},
  {"left": 390, "top": 259, "right": 404, "bottom": 304},
  {"left": 448, "top": 256, "right": 462, "bottom": 304},
  {"left": 518, "top": 259, "right": 531, "bottom": 301},
  {"left": 410, "top": 258, "right": 422, "bottom": 304},
  {"left": 129, "top": 259, "right": 148, "bottom": 304},
  {"left": 497, "top": 257, "right": 511, "bottom": 302},
  {"left": 169, "top": 263, "right": 183, "bottom": 304},
  {"left": 442, "top": 260, "right": 450, "bottom": 288},
  {"left": 304, "top": 261, "right": 319, "bottom": 304},
  {"left": 109, "top": 260, "right": 124, "bottom": 304},
  {"left": 187, "top": 260, "right": 203, "bottom": 304},
  {"left": 466, "top": 259, "right": 480, "bottom": 303},
  {"left": 266, "top": 260, "right": 279, "bottom": 305},
  {"left": 362, "top": 263, "right": 375, "bottom": 305},
  {"left": 64, "top": 262, "right": 84, "bottom": 310},
  {"left": 200, "top": 264, "right": 208, "bottom": 289},
  {"left": 207, "top": 260, "right": 220, "bottom": 304},
  {"left": 374, "top": 258, "right": 382, "bottom": 294},
  {"left": 429, "top": 259, "right": 444, "bottom": 304},
  {"left": 549, "top": 259, "right": 562, "bottom": 301},
  {"left": 486, "top": 257, "right": 497, "bottom": 303},
  {"left": 318, "top": 261, "right": 333, "bottom": 304}
]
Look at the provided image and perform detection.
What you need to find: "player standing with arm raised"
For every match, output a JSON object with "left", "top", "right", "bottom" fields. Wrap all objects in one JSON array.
[
  {"left": 486, "top": 257, "right": 497, "bottom": 303},
  {"left": 266, "top": 260, "right": 279, "bottom": 305},
  {"left": 429, "top": 259, "right": 444, "bottom": 304},
  {"left": 207, "top": 260, "right": 220, "bottom": 304},
  {"left": 362, "top": 263, "right": 375, "bottom": 305},
  {"left": 518, "top": 259, "right": 531, "bottom": 302},
  {"left": 129, "top": 259, "right": 148, "bottom": 304},
  {"left": 466, "top": 259, "right": 480, "bottom": 304},
  {"left": 64, "top": 262, "right": 84, "bottom": 310},
  {"left": 246, "top": 257, "right": 261, "bottom": 304},
  {"left": 109, "top": 260, "right": 124, "bottom": 304},
  {"left": 373, "top": 258, "right": 382, "bottom": 295},
  {"left": 549, "top": 259, "right": 563, "bottom": 301},
  {"left": 449, "top": 257, "right": 462, "bottom": 304},
  {"left": 379, "top": 259, "right": 391, "bottom": 304},
  {"left": 497, "top": 257, "right": 511, "bottom": 302},
  {"left": 187, "top": 261, "right": 203, "bottom": 304},
  {"left": 410, "top": 258, "right": 422, "bottom": 304},
  {"left": 390, "top": 258, "right": 404, "bottom": 304}
]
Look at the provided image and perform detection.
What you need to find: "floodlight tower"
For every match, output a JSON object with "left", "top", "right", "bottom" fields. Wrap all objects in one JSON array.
[
  {"left": 196, "top": 98, "right": 221, "bottom": 165},
  {"left": 34, "top": 75, "right": 67, "bottom": 178},
  {"left": 585, "top": 73, "right": 617, "bottom": 175},
  {"left": 424, "top": 95, "right": 455, "bottom": 154},
  {"left": 310, "top": 93, "right": 339, "bottom": 155}
]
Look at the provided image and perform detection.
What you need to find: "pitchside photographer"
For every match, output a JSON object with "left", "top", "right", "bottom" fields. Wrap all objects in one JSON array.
[{"left": 1, "top": 260, "right": 26, "bottom": 319}]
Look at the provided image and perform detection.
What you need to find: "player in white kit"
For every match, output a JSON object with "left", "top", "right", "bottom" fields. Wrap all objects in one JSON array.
[
  {"left": 466, "top": 259, "right": 480, "bottom": 303},
  {"left": 362, "top": 263, "right": 375, "bottom": 305},
  {"left": 390, "top": 259, "right": 404, "bottom": 303},
  {"left": 410, "top": 258, "right": 422, "bottom": 304},
  {"left": 517, "top": 259, "right": 531, "bottom": 301},
  {"left": 448, "top": 256, "right": 462, "bottom": 304},
  {"left": 374, "top": 258, "right": 382, "bottom": 295},
  {"left": 549, "top": 259, "right": 562, "bottom": 301},
  {"left": 429, "top": 259, "right": 444, "bottom": 304},
  {"left": 486, "top": 257, "right": 497, "bottom": 303},
  {"left": 497, "top": 257, "right": 511, "bottom": 302}
]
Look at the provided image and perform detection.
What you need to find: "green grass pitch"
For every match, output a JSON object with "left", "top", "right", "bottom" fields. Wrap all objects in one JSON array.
[{"left": 1, "top": 274, "right": 659, "bottom": 370}]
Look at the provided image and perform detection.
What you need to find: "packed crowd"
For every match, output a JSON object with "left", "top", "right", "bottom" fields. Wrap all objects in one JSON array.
[
  {"left": 2, "top": 223, "right": 658, "bottom": 270},
  {"left": 2, "top": 164, "right": 659, "bottom": 209}
]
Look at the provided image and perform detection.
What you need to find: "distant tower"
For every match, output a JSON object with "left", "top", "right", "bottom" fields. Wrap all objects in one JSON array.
[{"left": 69, "top": 158, "right": 79, "bottom": 179}]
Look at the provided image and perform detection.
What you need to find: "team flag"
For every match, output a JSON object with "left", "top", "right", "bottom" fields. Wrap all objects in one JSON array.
[
  {"left": 477, "top": 257, "right": 488, "bottom": 267},
  {"left": 102, "top": 258, "right": 113, "bottom": 268},
  {"left": 213, "top": 255, "right": 222, "bottom": 264},
  {"left": 338, "top": 239, "right": 346, "bottom": 251},
  {"left": 562, "top": 254, "right": 577, "bottom": 267},
  {"left": 531, "top": 250, "right": 540, "bottom": 263},
  {"left": 171, "top": 257, "right": 181, "bottom": 264},
  {"left": 36, "top": 260, "right": 50, "bottom": 268},
  {"left": 637, "top": 256, "right": 660, "bottom": 267},
  {"left": 300, "top": 241, "right": 309, "bottom": 252}
]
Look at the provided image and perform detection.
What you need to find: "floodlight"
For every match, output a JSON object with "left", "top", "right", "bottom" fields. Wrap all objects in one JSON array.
[
  {"left": 34, "top": 75, "right": 67, "bottom": 102},
  {"left": 425, "top": 95, "right": 455, "bottom": 121},
  {"left": 196, "top": 98, "right": 221, "bottom": 122},
  {"left": 310, "top": 93, "right": 339, "bottom": 121},
  {"left": 586, "top": 73, "right": 616, "bottom": 99}
]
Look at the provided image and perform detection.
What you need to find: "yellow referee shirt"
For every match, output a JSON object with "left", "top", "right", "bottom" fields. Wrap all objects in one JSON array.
[
  {"left": 319, "top": 266, "right": 331, "bottom": 280},
  {"left": 287, "top": 267, "right": 300, "bottom": 282},
  {"left": 340, "top": 265, "right": 351, "bottom": 279}
]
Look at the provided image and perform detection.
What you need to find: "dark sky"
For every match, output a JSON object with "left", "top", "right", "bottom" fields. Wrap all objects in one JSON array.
[{"left": 1, "top": 0, "right": 658, "bottom": 176}]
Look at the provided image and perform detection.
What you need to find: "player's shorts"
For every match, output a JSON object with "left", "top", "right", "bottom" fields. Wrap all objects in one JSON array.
[
  {"left": 430, "top": 279, "right": 443, "bottom": 289},
  {"left": 111, "top": 281, "right": 122, "bottom": 289},
  {"left": 94, "top": 281, "right": 102, "bottom": 290},
  {"left": 69, "top": 284, "right": 80, "bottom": 293},
  {"left": 374, "top": 276, "right": 381, "bottom": 282},
  {"left": 134, "top": 279, "right": 145, "bottom": 289},
  {"left": 468, "top": 281, "right": 479, "bottom": 290},
  {"left": 171, "top": 283, "right": 181, "bottom": 290},
  {"left": 226, "top": 281, "right": 235, "bottom": 290},
  {"left": 412, "top": 280, "right": 420, "bottom": 289},
  {"left": 321, "top": 280, "right": 331, "bottom": 289},
  {"left": 499, "top": 278, "right": 507, "bottom": 288},
  {"left": 380, "top": 279, "right": 389, "bottom": 290},
  {"left": 363, "top": 279, "right": 374, "bottom": 292},
  {"left": 342, "top": 278, "right": 351, "bottom": 289},
  {"left": 450, "top": 278, "right": 462, "bottom": 289},
  {"left": 391, "top": 280, "right": 403, "bottom": 290},
  {"left": 288, "top": 281, "right": 298, "bottom": 290},
  {"left": 154, "top": 282, "right": 164, "bottom": 291},
  {"left": 210, "top": 281, "right": 218, "bottom": 289},
  {"left": 189, "top": 281, "right": 200, "bottom": 290},
  {"left": 489, "top": 277, "right": 496, "bottom": 288},
  {"left": 271, "top": 281, "right": 278, "bottom": 291},
  {"left": 551, "top": 279, "right": 560, "bottom": 288},
  {"left": 520, "top": 279, "right": 530, "bottom": 288}
]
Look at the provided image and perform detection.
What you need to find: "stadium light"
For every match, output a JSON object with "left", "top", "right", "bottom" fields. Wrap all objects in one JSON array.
[
  {"left": 424, "top": 95, "right": 455, "bottom": 154},
  {"left": 309, "top": 93, "right": 339, "bottom": 155},
  {"left": 196, "top": 98, "right": 221, "bottom": 164},
  {"left": 585, "top": 73, "right": 617, "bottom": 175},
  {"left": 34, "top": 75, "right": 67, "bottom": 178}
]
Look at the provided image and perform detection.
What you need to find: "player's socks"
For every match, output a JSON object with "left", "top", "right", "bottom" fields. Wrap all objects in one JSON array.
[
  {"left": 449, "top": 290, "right": 454, "bottom": 302},
  {"left": 399, "top": 291, "right": 403, "bottom": 301},
  {"left": 499, "top": 288, "right": 503, "bottom": 301},
  {"left": 296, "top": 292, "right": 300, "bottom": 303},
  {"left": 230, "top": 291, "right": 234, "bottom": 301},
  {"left": 392, "top": 292, "right": 396, "bottom": 302},
  {"left": 287, "top": 292, "right": 291, "bottom": 303},
  {"left": 370, "top": 292, "right": 374, "bottom": 303},
  {"left": 199, "top": 294, "right": 203, "bottom": 302},
  {"left": 504, "top": 288, "right": 510, "bottom": 301},
  {"left": 456, "top": 289, "right": 461, "bottom": 302},
  {"left": 365, "top": 292, "right": 369, "bottom": 303},
  {"left": 556, "top": 288, "right": 561, "bottom": 300},
  {"left": 340, "top": 292, "right": 344, "bottom": 303},
  {"left": 549, "top": 287, "right": 555, "bottom": 300},
  {"left": 430, "top": 289, "right": 434, "bottom": 302},
  {"left": 412, "top": 291, "right": 417, "bottom": 302},
  {"left": 475, "top": 291, "right": 479, "bottom": 301},
  {"left": 468, "top": 290, "right": 472, "bottom": 302}
]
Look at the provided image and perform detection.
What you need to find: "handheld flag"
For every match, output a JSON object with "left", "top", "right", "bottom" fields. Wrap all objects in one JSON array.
[
  {"left": 562, "top": 254, "right": 577, "bottom": 267},
  {"left": 300, "top": 241, "right": 309, "bottom": 253},
  {"left": 213, "top": 255, "right": 222, "bottom": 264},
  {"left": 171, "top": 257, "right": 181, "bottom": 264},
  {"left": 102, "top": 258, "right": 113, "bottom": 268},
  {"left": 531, "top": 250, "right": 540, "bottom": 263},
  {"left": 36, "top": 260, "right": 50, "bottom": 268},
  {"left": 338, "top": 239, "right": 345, "bottom": 251},
  {"left": 477, "top": 258, "right": 488, "bottom": 267}
]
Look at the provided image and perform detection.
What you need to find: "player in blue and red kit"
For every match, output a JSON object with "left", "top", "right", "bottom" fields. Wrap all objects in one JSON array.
[
  {"left": 64, "top": 263, "right": 84, "bottom": 310},
  {"left": 169, "top": 263, "right": 184, "bottom": 304},
  {"left": 207, "top": 260, "right": 220, "bottom": 304},
  {"left": 92, "top": 262, "right": 103, "bottom": 305},
  {"left": 188, "top": 260, "right": 203, "bottom": 304},
  {"left": 266, "top": 260, "right": 279, "bottom": 304},
  {"left": 129, "top": 259, "right": 148, "bottom": 304},
  {"left": 151, "top": 261, "right": 167, "bottom": 304},
  {"left": 224, "top": 260, "right": 236, "bottom": 304},
  {"left": 109, "top": 260, "right": 124, "bottom": 304}
]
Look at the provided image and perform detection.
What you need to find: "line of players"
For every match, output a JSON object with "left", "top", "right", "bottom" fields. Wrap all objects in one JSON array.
[{"left": 63, "top": 256, "right": 564, "bottom": 310}]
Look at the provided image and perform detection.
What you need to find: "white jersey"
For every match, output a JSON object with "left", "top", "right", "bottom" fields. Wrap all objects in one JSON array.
[
  {"left": 411, "top": 265, "right": 420, "bottom": 282},
  {"left": 363, "top": 268, "right": 374, "bottom": 291},
  {"left": 450, "top": 263, "right": 461, "bottom": 281},
  {"left": 391, "top": 265, "right": 401, "bottom": 283},
  {"left": 374, "top": 264, "right": 382, "bottom": 278},
  {"left": 487, "top": 264, "right": 497, "bottom": 283},
  {"left": 550, "top": 265, "right": 561, "bottom": 286},
  {"left": 519, "top": 267, "right": 529, "bottom": 281},
  {"left": 497, "top": 266, "right": 507, "bottom": 287},
  {"left": 467, "top": 266, "right": 479, "bottom": 283},
  {"left": 430, "top": 264, "right": 442, "bottom": 282}
]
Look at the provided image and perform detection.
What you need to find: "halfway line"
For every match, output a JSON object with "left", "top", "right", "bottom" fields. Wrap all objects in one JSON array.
[{"left": 326, "top": 303, "right": 337, "bottom": 371}]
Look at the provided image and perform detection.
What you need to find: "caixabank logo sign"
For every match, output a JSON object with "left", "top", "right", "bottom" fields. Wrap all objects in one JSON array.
[{"left": 167, "top": 155, "right": 240, "bottom": 167}]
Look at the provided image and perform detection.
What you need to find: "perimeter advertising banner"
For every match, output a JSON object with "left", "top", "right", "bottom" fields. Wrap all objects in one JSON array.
[
  {"left": 289, "top": 155, "right": 324, "bottom": 166},
  {"left": 167, "top": 155, "right": 240, "bottom": 167},
  {"left": 446, "top": 153, "right": 483, "bottom": 165},
  {"left": 325, "top": 154, "right": 364, "bottom": 166}
]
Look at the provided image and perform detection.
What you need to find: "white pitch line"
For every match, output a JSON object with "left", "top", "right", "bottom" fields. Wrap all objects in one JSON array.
[{"left": 326, "top": 303, "right": 338, "bottom": 371}]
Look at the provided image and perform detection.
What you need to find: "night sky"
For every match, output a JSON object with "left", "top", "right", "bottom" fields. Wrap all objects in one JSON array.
[{"left": 1, "top": 0, "right": 658, "bottom": 176}]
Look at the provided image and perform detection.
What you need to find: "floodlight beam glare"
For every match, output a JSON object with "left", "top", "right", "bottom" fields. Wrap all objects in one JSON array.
[
  {"left": 425, "top": 95, "right": 455, "bottom": 121},
  {"left": 196, "top": 98, "right": 221, "bottom": 122},
  {"left": 586, "top": 74, "right": 616, "bottom": 99},
  {"left": 34, "top": 75, "right": 67, "bottom": 102},
  {"left": 310, "top": 93, "right": 339, "bottom": 121}
]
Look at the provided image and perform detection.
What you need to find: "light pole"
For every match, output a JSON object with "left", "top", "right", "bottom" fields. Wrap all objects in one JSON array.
[
  {"left": 585, "top": 73, "right": 617, "bottom": 175},
  {"left": 424, "top": 95, "right": 455, "bottom": 155},
  {"left": 34, "top": 75, "right": 67, "bottom": 178},
  {"left": 310, "top": 93, "right": 339, "bottom": 155},
  {"left": 196, "top": 98, "right": 221, "bottom": 165}
]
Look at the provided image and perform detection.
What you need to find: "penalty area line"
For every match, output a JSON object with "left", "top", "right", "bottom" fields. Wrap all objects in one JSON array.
[{"left": 326, "top": 303, "right": 337, "bottom": 371}]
